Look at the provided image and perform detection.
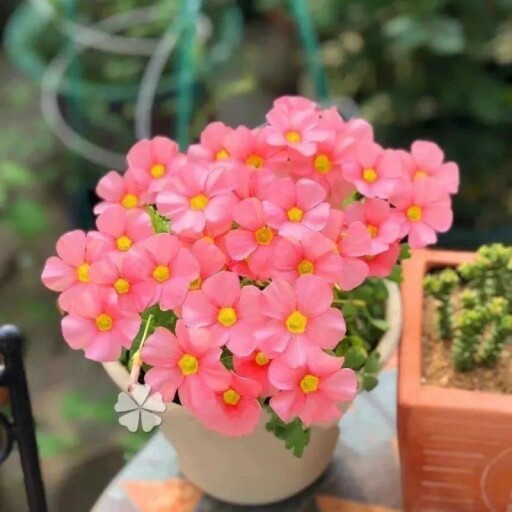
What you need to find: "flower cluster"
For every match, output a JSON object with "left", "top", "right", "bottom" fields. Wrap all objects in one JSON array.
[{"left": 42, "top": 96, "right": 458, "bottom": 445}]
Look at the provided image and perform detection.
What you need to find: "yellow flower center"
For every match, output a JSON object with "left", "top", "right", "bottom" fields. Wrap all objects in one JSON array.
[
  {"left": 414, "top": 169, "right": 428, "bottom": 179},
  {"left": 150, "top": 163, "right": 165, "bottom": 179},
  {"left": 178, "top": 354, "right": 199, "bottom": 376},
  {"left": 363, "top": 168, "right": 378, "bottom": 183},
  {"left": 96, "top": 313, "right": 113, "bottom": 332},
  {"left": 287, "top": 206, "right": 304, "bottom": 222},
  {"left": 215, "top": 149, "right": 230, "bottom": 161},
  {"left": 121, "top": 193, "right": 138, "bottom": 209},
  {"left": 314, "top": 154, "right": 332, "bottom": 175},
  {"left": 300, "top": 374, "right": 319, "bottom": 394},
  {"left": 114, "top": 278, "right": 130, "bottom": 294},
  {"left": 285, "top": 131, "right": 301, "bottom": 143},
  {"left": 255, "top": 351, "right": 269, "bottom": 366},
  {"left": 189, "top": 277, "right": 202, "bottom": 290},
  {"left": 76, "top": 263, "right": 90, "bottom": 283},
  {"left": 367, "top": 224, "right": 379, "bottom": 238},
  {"left": 202, "top": 235, "right": 215, "bottom": 244},
  {"left": 297, "top": 259, "right": 314, "bottom": 275},
  {"left": 255, "top": 226, "right": 274, "bottom": 245},
  {"left": 152, "top": 265, "right": 170, "bottom": 282},
  {"left": 190, "top": 193, "right": 209, "bottom": 211},
  {"left": 223, "top": 388, "right": 240, "bottom": 406},
  {"left": 246, "top": 154, "right": 264, "bottom": 169},
  {"left": 116, "top": 236, "right": 132, "bottom": 252},
  {"left": 286, "top": 310, "right": 308, "bottom": 334},
  {"left": 217, "top": 307, "right": 237, "bottom": 327},
  {"left": 406, "top": 205, "right": 423, "bottom": 222}
]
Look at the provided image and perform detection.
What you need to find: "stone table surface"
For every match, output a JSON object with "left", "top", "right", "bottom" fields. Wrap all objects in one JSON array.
[{"left": 92, "top": 369, "right": 401, "bottom": 512}]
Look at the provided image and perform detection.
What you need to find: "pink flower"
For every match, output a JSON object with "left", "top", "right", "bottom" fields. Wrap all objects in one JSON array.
[
  {"left": 182, "top": 271, "right": 262, "bottom": 356},
  {"left": 300, "top": 132, "right": 355, "bottom": 206},
  {"left": 264, "top": 178, "right": 330, "bottom": 240},
  {"left": 321, "top": 210, "right": 371, "bottom": 291},
  {"left": 257, "top": 275, "right": 346, "bottom": 367},
  {"left": 156, "top": 163, "right": 237, "bottom": 234},
  {"left": 142, "top": 321, "right": 229, "bottom": 405},
  {"left": 343, "top": 142, "right": 402, "bottom": 199},
  {"left": 345, "top": 198, "right": 402, "bottom": 255},
  {"left": 224, "top": 126, "right": 277, "bottom": 171},
  {"left": 272, "top": 232, "right": 343, "bottom": 285},
  {"left": 390, "top": 181, "right": 453, "bottom": 249},
  {"left": 225, "top": 198, "right": 280, "bottom": 280},
  {"left": 94, "top": 206, "right": 154, "bottom": 256},
  {"left": 189, "top": 238, "right": 226, "bottom": 290},
  {"left": 61, "top": 287, "right": 141, "bottom": 362},
  {"left": 365, "top": 242, "right": 401, "bottom": 278},
  {"left": 138, "top": 234, "right": 200, "bottom": 310},
  {"left": 127, "top": 137, "right": 183, "bottom": 195},
  {"left": 269, "top": 347, "right": 357, "bottom": 425},
  {"left": 272, "top": 95, "right": 318, "bottom": 114},
  {"left": 188, "top": 122, "right": 233, "bottom": 162},
  {"left": 233, "top": 349, "right": 277, "bottom": 397},
  {"left": 401, "top": 141, "right": 459, "bottom": 194},
  {"left": 89, "top": 253, "right": 154, "bottom": 312},
  {"left": 264, "top": 104, "right": 327, "bottom": 157},
  {"left": 41, "top": 230, "right": 106, "bottom": 312},
  {"left": 94, "top": 169, "right": 149, "bottom": 215},
  {"left": 195, "top": 372, "right": 262, "bottom": 437}
]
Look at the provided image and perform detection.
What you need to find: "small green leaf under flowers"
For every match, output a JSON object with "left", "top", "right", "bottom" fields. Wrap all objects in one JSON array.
[{"left": 265, "top": 409, "right": 311, "bottom": 457}]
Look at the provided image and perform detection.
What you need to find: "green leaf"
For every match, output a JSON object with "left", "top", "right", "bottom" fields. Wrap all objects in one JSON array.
[
  {"left": 361, "top": 374, "right": 379, "bottom": 392},
  {"left": 8, "top": 200, "right": 48, "bottom": 237},
  {"left": 399, "top": 243, "right": 411, "bottom": 261},
  {"left": 265, "top": 410, "right": 311, "bottom": 457},
  {"left": 147, "top": 206, "right": 169, "bottom": 234},
  {"left": 343, "top": 346, "right": 368, "bottom": 370},
  {"left": 61, "top": 391, "right": 117, "bottom": 424},
  {"left": 0, "top": 161, "right": 33, "bottom": 188},
  {"left": 426, "top": 17, "right": 465, "bottom": 55},
  {"left": 364, "top": 351, "right": 381, "bottom": 373},
  {"left": 388, "top": 265, "right": 403, "bottom": 284},
  {"left": 369, "top": 317, "right": 389, "bottom": 332},
  {"left": 36, "top": 430, "right": 80, "bottom": 458}
]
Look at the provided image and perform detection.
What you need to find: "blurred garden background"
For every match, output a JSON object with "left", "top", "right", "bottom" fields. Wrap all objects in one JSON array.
[{"left": 1, "top": 0, "right": 512, "bottom": 510}]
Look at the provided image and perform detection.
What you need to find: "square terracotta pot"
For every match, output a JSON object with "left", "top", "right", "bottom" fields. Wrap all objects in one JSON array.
[{"left": 398, "top": 249, "right": 512, "bottom": 512}]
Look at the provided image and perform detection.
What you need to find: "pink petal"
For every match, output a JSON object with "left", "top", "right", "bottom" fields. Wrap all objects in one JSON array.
[
  {"left": 145, "top": 367, "right": 182, "bottom": 402},
  {"left": 295, "top": 274, "right": 333, "bottom": 317},
  {"left": 408, "top": 223, "right": 437, "bottom": 249},
  {"left": 237, "top": 286, "right": 262, "bottom": 321},
  {"left": 306, "top": 308, "right": 346, "bottom": 349},
  {"left": 144, "top": 234, "right": 180, "bottom": 265},
  {"left": 182, "top": 291, "right": 218, "bottom": 327},
  {"left": 160, "top": 278, "right": 190, "bottom": 310},
  {"left": 269, "top": 391, "right": 305, "bottom": 423},
  {"left": 96, "top": 171, "right": 124, "bottom": 202},
  {"left": 260, "top": 279, "right": 296, "bottom": 319},
  {"left": 320, "top": 368, "right": 358, "bottom": 402},
  {"left": 411, "top": 140, "right": 444, "bottom": 170},
  {"left": 435, "top": 162, "right": 459, "bottom": 194},
  {"left": 233, "top": 198, "right": 265, "bottom": 231},
  {"left": 142, "top": 327, "right": 180, "bottom": 366},
  {"left": 41, "top": 257, "right": 76, "bottom": 291},
  {"left": 61, "top": 315, "right": 96, "bottom": 349},
  {"left": 338, "top": 257, "right": 369, "bottom": 291},
  {"left": 202, "top": 271, "right": 240, "bottom": 308},
  {"left": 302, "top": 202, "right": 330, "bottom": 232},
  {"left": 204, "top": 194, "right": 237, "bottom": 225},
  {"left": 296, "top": 179, "right": 326, "bottom": 210},
  {"left": 172, "top": 248, "right": 200, "bottom": 282},
  {"left": 56, "top": 230, "right": 86, "bottom": 266},
  {"left": 225, "top": 229, "right": 257, "bottom": 261},
  {"left": 84, "top": 333, "right": 123, "bottom": 362}
]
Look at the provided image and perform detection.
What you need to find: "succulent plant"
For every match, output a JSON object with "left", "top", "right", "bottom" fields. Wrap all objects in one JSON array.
[{"left": 424, "top": 244, "right": 512, "bottom": 371}]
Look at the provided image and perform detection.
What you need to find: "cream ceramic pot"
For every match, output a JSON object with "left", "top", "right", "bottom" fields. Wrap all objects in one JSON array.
[{"left": 103, "top": 281, "right": 401, "bottom": 505}]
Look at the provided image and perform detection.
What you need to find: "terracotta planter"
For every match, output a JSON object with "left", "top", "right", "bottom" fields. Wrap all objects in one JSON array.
[
  {"left": 398, "top": 249, "right": 512, "bottom": 512},
  {"left": 104, "top": 281, "right": 402, "bottom": 505}
]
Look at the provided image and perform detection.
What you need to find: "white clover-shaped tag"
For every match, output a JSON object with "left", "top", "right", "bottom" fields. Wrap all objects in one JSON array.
[{"left": 114, "top": 383, "right": 166, "bottom": 433}]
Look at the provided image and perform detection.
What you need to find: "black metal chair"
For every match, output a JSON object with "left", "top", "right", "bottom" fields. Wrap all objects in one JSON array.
[{"left": 0, "top": 325, "right": 47, "bottom": 512}]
